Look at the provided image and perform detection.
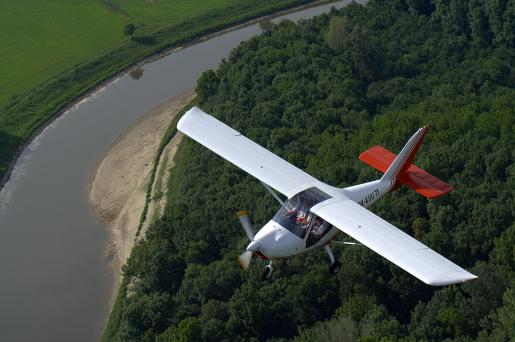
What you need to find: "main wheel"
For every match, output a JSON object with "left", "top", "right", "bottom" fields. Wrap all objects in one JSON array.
[
  {"left": 262, "top": 265, "right": 274, "bottom": 281},
  {"left": 329, "top": 261, "right": 341, "bottom": 275}
]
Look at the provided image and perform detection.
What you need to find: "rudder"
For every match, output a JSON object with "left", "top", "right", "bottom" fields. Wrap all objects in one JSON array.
[
  {"left": 381, "top": 125, "right": 429, "bottom": 183},
  {"left": 359, "top": 126, "right": 453, "bottom": 199}
]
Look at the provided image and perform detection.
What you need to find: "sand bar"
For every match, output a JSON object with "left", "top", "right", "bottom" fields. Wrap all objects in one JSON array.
[{"left": 89, "top": 89, "right": 195, "bottom": 294}]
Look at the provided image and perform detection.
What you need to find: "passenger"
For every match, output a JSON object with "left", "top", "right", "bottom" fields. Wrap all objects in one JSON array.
[{"left": 310, "top": 218, "right": 324, "bottom": 236}]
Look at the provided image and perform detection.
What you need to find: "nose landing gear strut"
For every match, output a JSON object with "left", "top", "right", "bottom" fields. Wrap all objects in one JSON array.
[{"left": 325, "top": 244, "right": 341, "bottom": 274}]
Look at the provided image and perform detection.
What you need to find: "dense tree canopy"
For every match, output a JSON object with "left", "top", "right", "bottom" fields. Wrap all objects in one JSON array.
[{"left": 104, "top": 1, "right": 514, "bottom": 340}]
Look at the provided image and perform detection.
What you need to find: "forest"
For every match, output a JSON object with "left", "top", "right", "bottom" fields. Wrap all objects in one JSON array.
[{"left": 103, "top": 0, "right": 514, "bottom": 341}]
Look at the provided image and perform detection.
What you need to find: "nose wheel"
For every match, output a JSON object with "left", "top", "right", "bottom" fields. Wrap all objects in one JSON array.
[
  {"left": 329, "top": 261, "right": 341, "bottom": 274},
  {"left": 262, "top": 262, "right": 274, "bottom": 281}
]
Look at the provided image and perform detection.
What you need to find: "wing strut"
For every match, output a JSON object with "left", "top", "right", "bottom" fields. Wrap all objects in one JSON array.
[{"left": 261, "top": 181, "right": 284, "bottom": 205}]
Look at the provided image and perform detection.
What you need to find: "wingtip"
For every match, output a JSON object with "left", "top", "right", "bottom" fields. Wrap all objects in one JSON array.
[
  {"left": 424, "top": 272, "right": 478, "bottom": 286},
  {"left": 177, "top": 106, "right": 205, "bottom": 131}
]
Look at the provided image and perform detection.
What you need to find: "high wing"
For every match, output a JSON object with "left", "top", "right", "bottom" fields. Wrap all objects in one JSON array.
[
  {"left": 177, "top": 107, "right": 318, "bottom": 198},
  {"left": 311, "top": 198, "right": 477, "bottom": 286}
]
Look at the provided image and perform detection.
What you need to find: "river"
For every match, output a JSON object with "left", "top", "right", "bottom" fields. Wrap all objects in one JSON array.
[{"left": 0, "top": 1, "right": 356, "bottom": 341}]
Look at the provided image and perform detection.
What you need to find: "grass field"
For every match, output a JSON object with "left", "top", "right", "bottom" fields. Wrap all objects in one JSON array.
[
  {"left": 0, "top": 0, "right": 312, "bottom": 179},
  {"left": 0, "top": 0, "right": 256, "bottom": 107},
  {"left": 0, "top": 1, "right": 124, "bottom": 107}
]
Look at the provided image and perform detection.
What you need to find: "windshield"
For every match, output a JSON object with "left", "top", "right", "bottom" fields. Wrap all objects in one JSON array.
[{"left": 273, "top": 187, "right": 331, "bottom": 238}]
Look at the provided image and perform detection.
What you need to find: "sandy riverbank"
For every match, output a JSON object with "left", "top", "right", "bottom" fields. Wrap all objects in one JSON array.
[{"left": 89, "top": 89, "right": 195, "bottom": 293}]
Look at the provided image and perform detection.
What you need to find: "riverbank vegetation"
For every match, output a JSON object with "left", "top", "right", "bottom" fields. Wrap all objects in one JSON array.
[
  {"left": 0, "top": 0, "right": 314, "bottom": 179},
  {"left": 137, "top": 97, "right": 197, "bottom": 236},
  {"left": 104, "top": 0, "right": 514, "bottom": 340}
]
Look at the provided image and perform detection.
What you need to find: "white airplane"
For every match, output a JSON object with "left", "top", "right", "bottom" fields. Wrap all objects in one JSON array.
[{"left": 177, "top": 107, "right": 477, "bottom": 285}]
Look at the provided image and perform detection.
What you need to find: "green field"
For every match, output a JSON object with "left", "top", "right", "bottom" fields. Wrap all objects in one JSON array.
[
  {"left": 0, "top": 0, "right": 275, "bottom": 107},
  {"left": 0, "top": 1, "right": 123, "bottom": 107},
  {"left": 0, "top": 0, "right": 311, "bottom": 178}
]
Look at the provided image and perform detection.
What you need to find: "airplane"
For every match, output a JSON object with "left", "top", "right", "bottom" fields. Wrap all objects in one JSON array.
[{"left": 177, "top": 107, "right": 477, "bottom": 285}]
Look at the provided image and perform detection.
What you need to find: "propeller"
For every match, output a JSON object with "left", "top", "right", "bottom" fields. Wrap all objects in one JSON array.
[
  {"left": 236, "top": 211, "right": 257, "bottom": 270},
  {"left": 237, "top": 251, "right": 253, "bottom": 270},
  {"left": 237, "top": 210, "right": 254, "bottom": 240}
]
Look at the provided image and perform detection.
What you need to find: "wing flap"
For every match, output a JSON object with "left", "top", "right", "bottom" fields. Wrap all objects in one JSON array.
[
  {"left": 177, "top": 107, "right": 317, "bottom": 198},
  {"left": 311, "top": 198, "right": 476, "bottom": 285}
]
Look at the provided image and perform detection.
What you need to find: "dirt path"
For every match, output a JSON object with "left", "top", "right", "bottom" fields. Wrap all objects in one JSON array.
[{"left": 89, "top": 89, "right": 195, "bottom": 293}]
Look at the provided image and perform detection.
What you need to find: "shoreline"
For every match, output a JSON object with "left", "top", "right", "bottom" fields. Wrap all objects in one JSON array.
[
  {"left": 89, "top": 89, "right": 196, "bottom": 300},
  {"left": 0, "top": 0, "right": 338, "bottom": 192}
]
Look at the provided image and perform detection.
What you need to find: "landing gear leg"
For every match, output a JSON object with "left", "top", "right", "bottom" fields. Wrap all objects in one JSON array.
[
  {"left": 262, "top": 260, "right": 274, "bottom": 281},
  {"left": 325, "top": 244, "right": 341, "bottom": 275}
]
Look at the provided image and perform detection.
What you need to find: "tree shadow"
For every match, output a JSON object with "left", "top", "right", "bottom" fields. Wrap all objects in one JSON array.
[
  {"left": 100, "top": 0, "right": 131, "bottom": 18},
  {"left": 132, "top": 36, "right": 156, "bottom": 46}
]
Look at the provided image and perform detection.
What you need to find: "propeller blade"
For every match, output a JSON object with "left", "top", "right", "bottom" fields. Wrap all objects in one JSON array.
[
  {"left": 237, "top": 251, "right": 253, "bottom": 270},
  {"left": 236, "top": 210, "right": 254, "bottom": 241}
]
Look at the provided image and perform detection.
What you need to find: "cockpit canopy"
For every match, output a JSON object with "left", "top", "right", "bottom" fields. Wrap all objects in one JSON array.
[{"left": 273, "top": 187, "right": 331, "bottom": 238}]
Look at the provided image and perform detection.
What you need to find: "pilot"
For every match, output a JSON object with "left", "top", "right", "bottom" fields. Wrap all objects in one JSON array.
[{"left": 294, "top": 197, "right": 313, "bottom": 226}]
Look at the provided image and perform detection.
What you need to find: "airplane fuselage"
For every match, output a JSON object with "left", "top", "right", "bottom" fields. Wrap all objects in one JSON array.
[
  {"left": 252, "top": 220, "right": 339, "bottom": 259},
  {"left": 249, "top": 179, "right": 391, "bottom": 260}
]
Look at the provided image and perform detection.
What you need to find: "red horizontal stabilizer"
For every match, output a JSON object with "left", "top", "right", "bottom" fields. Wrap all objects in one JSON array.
[
  {"left": 359, "top": 145, "right": 452, "bottom": 199},
  {"left": 359, "top": 145, "right": 396, "bottom": 173}
]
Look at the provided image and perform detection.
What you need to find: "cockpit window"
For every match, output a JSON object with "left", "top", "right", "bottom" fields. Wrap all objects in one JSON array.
[{"left": 273, "top": 187, "right": 331, "bottom": 238}]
